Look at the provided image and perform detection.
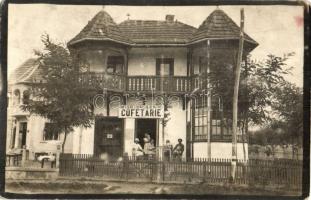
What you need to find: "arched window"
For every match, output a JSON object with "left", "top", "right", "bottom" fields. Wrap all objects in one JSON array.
[
  {"left": 14, "top": 89, "right": 20, "bottom": 105},
  {"left": 22, "top": 90, "right": 30, "bottom": 104}
]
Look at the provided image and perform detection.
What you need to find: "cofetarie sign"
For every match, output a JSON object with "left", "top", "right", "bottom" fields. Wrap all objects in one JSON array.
[{"left": 118, "top": 105, "right": 164, "bottom": 118}]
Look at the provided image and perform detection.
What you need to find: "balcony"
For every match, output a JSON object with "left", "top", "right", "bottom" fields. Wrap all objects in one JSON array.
[
  {"left": 79, "top": 73, "right": 126, "bottom": 92},
  {"left": 79, "top": 73, "right": 196, "bottom": 93},
  {"left": 127, "top": 76, "right": 191, "bottom": 93}
]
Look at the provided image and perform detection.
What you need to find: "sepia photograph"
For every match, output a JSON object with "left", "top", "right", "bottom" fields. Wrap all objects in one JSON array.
[{"left": 2, "top": 2, "right": 306, "bottom": 197}]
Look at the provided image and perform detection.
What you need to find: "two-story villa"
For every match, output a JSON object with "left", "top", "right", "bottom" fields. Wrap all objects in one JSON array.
[{"left": 7, "top": 8, "right": 258, "bottom": 160}]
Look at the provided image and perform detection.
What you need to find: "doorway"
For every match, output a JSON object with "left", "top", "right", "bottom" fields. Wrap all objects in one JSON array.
[
  {"left": 19, "top": 122, "right": 27, "bottom": 148},
  {"left": 135, "top": 119, "right": 157, "bottom": 148},
  {"left": 94, "top": 117, "right": 124, "bottom": 159}
]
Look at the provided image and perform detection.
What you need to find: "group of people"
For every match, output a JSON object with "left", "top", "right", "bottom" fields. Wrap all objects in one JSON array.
[{"left": 132, "top": 133, "right": 184, "bottom": 161}]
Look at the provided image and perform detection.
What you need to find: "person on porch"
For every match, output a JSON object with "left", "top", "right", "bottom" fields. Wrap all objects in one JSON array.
[
  {"left": 132, "top": 138, "right": 144, "bottom": 160},
  {"left": 143, "top": 137, "right": 155, "bottom": 160},
  {"left": 173, "top": 138, "right": 184, "bottom": 162},
  {"left": 163, "top": 140, "right": 173, "bottom": 162}
]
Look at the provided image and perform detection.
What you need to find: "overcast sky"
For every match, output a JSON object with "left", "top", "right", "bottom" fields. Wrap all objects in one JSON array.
[{"left": 8, "top": 4, "right": 304, "bottom": 86}]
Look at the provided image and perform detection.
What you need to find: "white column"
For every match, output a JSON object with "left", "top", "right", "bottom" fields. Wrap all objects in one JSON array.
[
  {"left": 14, "top": 122, "right": 20, "bottom": 148},
  {"left": 124, "top": 118, "right": 135, "bottom": 156}
]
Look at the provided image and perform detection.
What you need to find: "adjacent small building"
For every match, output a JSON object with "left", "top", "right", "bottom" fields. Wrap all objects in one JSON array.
[{"left": 7, "top": 8, "right": 258, "bottom": 161}]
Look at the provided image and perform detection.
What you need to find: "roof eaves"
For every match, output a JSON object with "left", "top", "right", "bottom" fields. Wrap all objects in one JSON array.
[
  {"left": 134, "top": 43, "right": 188, "bottom": 47},
  {"left": 187, "top": 37, "right": 259, "bottom": 46},
  {"left": 68, "top": 37, "right": 133, "bottom": 46}
]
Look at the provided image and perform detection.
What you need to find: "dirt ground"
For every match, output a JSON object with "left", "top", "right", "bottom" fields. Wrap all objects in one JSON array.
[{"left": 4, "top": 178, "right": 301, "bottom": 197}]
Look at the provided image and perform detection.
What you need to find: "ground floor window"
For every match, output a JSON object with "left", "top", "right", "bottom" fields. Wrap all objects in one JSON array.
[
  {"left": 43, "top": 123, "right": 60, "bottom": 140},
  {"left": 194, "top": 96, "right": 208, "bottom": 140},
  {"left": 193, "top": 96, "right": 231, "bottom": 141}
]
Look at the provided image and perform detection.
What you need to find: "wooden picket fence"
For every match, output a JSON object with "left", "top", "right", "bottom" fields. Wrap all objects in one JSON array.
[{"left": 59, "top": 154, "right": 302, "bottom": 190}]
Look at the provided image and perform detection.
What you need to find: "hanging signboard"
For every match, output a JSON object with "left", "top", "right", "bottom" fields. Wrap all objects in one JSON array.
[{"left": 118, "top": 105, "right": 164, "bottom": 118}]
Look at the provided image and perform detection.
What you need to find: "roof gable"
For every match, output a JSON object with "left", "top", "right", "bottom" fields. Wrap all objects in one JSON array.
[
  {"left": 190, "top": 9, "right": 257, "bottom": 45},
  {"left": 9, "top": 59, "right": 42, "bottom": 84},
  {"left": 68, "top": 10, "right": 132, "bottom": 46}
]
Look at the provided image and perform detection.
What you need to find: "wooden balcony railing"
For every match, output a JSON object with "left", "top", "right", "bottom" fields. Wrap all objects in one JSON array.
[
  {"left": 79, "top": 73, "right": 212, "bottom": 93},
  {"left": 127, "top": 76, "right": 191, "bottom": 93},
  {"left": 79, "top": 73, "right": 126, "bottom": 91}
]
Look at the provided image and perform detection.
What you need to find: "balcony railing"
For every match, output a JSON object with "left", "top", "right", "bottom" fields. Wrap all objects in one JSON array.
[
  {"left": 127, "top": 76, "right": 191, "bottom": 93},
  {"left": 79, "top": 73, "right": 126, "bottom": 91},
  {"left": 79, "top": 73, "right": 212, "bottom": 93}
]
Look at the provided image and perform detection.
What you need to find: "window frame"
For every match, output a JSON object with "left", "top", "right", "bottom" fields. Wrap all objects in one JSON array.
[
  {"left": 43, "top": 123, "right": 60, "bottom": 141},
  {"left": 106, "top": 55, "right": 124, "bottom": 75}
]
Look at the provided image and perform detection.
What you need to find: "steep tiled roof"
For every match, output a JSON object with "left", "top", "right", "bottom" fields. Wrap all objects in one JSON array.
[
  {"left": 68, "top": 9, "right": 258, "bottom": 48},
  {"left": 9, "top": 58, "right": 42, "bottom": 84},
  {"left": 190, "top": 9, "right": 257, "bottom": 45},
  {"left": 68, "top": 11, "right": 132, "bottom": 46},
  {"left": 118, "top": 20, "right": 197, "bottom": 44}
]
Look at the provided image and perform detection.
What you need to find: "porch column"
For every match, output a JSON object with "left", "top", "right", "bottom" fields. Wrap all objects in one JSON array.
[
  {"left": 206, "top": 40, "right": 211, "bottom": 160},
  {"left": 124, "top": 118, "right": 135, "bottom": 156},
  {"left": 14, "top": 122, "right": 20, "bottom": 148}
]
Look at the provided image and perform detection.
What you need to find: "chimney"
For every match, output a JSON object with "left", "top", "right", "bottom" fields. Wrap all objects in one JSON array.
[{"left": 165, "top": 15, "right": 175, "bottom": 22}]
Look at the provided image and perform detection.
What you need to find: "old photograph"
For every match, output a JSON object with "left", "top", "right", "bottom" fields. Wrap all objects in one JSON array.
[{"left": 4, "top": 3, "right": 304, "bottom": 197}]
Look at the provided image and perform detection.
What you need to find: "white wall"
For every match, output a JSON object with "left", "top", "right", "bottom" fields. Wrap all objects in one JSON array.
[
  {"left": 26, "top": 115, "right": 62, "bottom": 159},
  {"left": 79, "top": 125, "right": 95, "bottom": 154},
  {"left": 193, "top": 142, "right": 248, "bottom": 160},
  {"left": 128, "top": 47, "right": 187, "bottom": 76},
  {"left": 124, "top": 118, "right": 135, "bottom": 156},
  {"left": 162, "top": 100, "right": 187, "bottom": 159}
]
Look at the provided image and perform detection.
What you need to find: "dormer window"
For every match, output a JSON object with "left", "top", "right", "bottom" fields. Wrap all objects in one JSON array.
[{"left": 106, "top": 56, "right": 124, "bottom": 75}]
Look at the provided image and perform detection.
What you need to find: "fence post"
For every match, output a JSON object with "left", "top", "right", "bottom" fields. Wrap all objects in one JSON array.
[
  {"left": 56, "top": 152, "right": 61, "bottom": 168},
  {"left": 21, "top": 147, "right": 27, "bottom": 166},
  {"left": 122, "top": 153, "right": 129, "bottom": 181}
]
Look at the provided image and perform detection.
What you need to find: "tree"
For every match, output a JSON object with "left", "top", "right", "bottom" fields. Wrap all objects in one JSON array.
[
  {"left": 271, "top": 82, "right": 303, "bottom": 152},
  {"left": 22, "top": 34, "right": 96, "bottom": 152}
]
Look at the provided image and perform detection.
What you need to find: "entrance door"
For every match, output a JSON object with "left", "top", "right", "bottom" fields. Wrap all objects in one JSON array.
[
  {"left": 19, "top": 122, "right": 27, "bottom": 148},
  {"left": 94, "top": 117, "right": 123, "bottom": 159},
  {"left": 136, "top": 119, "right": 157, "bottom": 148}
]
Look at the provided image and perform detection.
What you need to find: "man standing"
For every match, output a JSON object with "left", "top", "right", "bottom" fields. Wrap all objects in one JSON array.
[{"left": 173, "top": 138, "right": 184, "bottom": 162}]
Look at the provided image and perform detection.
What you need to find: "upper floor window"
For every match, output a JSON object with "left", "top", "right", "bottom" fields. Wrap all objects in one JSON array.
[
  {"left": 194, "top": 56, "right": 207, "bottom": 75},
  {"left": 43, "top": 123, "right": 60, "bottom": 141},
  {"left": 106, "top": 56, "right": 124, "bottom": 75},
  {"left": 13, "top": 89, "right": 20, "bottom": 105},
  {"left": 156, "top": 58, "right": 174, "bottom": 76},
  {"left": 22, "top": 90, "right": 30, "bottom": 104}
]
